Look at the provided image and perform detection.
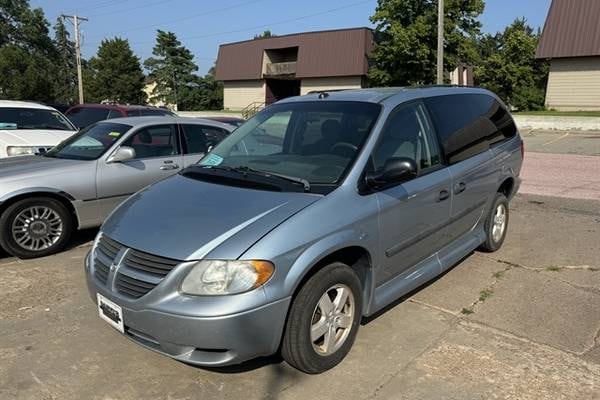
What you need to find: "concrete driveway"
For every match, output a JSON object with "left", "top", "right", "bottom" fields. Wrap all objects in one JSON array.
[{"left": 1, "top": 131, "right": 599, "bottom": 400}]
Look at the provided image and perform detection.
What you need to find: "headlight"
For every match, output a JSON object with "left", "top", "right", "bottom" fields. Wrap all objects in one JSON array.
[
  {"left": 6, "top": 146, "right": 40, "bottom": 156},
  {"left": 180, "top": 260, "right": 274, "bottom": 296}
]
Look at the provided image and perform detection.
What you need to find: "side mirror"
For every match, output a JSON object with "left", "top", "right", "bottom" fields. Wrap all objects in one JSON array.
[
  {"left": 107, "top": 146, "right": 136, "bottom": 163},
  {"left": 365, "top": 157, "right": 417, "bottom": 188}
]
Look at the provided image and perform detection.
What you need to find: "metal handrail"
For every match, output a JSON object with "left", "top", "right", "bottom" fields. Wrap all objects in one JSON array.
[{"left": 241, "top": 101, "right": 266, "bottom": 119}]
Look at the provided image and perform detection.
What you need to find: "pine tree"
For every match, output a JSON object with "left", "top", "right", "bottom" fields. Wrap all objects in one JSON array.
[
  {"left": 52, "top": 18, "right": 77, "bottom": 104},
  {"left": 144, "top": 30, "right": 198, "bottom": 109},
  {"left": 86, "top": 38, "right": 146, "bottom": 104}
]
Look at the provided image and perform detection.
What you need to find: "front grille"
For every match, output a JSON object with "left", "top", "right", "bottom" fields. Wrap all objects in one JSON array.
[
  {"left": 92, "top": 234, "right": 180, "bottom": 299},
  {"left": 94, "top": 235, "right": 121, "bottom": 284}
]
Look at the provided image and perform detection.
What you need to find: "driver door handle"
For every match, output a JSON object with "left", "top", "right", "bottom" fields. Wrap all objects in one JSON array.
[{"left": 438, "top": 189, "right": 450, "bottom": 202}]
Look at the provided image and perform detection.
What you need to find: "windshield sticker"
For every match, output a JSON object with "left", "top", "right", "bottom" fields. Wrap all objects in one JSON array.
[
  {"left": 108, "top": 131, "right": 122, "bottom": 138},
  {"left": 0, "top": 122, "right": 17, "bottom": 129},
  {"left": 200, "top": 153, "right": 223, "bottom": 166}
]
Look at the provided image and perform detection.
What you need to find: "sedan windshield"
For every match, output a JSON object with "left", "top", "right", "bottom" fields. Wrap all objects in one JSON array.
[
  {"left": 0, "top": 107, "right": 75, "bottom": 131},
  {"left": 44, "top": 122, "right": 131, "bottom": 160},
  {"left": 197, "top": 102, "right": 381, "bottom": 191}
]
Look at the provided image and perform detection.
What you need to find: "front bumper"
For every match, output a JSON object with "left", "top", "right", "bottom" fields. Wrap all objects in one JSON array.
[{"left": 84, "top": 252, "right": 291, "bottom": 367}]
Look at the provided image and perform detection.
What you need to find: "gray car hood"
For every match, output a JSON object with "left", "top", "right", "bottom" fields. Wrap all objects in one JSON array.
[
  {"left": 102, "top": 174, "right": 323, "bottom": 260},
  {"left": 0, "top": 155, "right": 88, "bottom": 182}
]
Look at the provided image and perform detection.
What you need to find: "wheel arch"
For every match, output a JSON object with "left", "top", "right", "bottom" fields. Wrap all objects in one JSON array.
[
  {"left": 498, "top": 176, "right": 516, "bottom": 199},
  {"left": 288, "top": 245, "right": 374, "bottom": 316},
  {"left": 0, "top": 189, "right": 79, "bottom": 227}
]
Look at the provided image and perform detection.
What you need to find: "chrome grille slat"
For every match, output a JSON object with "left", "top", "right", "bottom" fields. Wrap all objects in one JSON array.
[{"left": 92, "top": 234, "right": 181, "bottom": 299}]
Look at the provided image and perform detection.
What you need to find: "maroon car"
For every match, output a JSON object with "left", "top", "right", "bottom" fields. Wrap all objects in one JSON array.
[{"left": 65, "top": 104, "right": 176, "bottom": 129}]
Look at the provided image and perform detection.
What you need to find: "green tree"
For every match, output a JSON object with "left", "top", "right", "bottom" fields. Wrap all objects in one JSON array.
[
  {"left": 475, "top": 19, "right": 548, "bottom": 111},
  {"left": 368, "top": 0, "right": 484, "bottom": 86},
  {"left": 144, "top": 30, "right": 198, "bottom": 109},
  {"left": 86, "top": 38, "right": 146, "bottom": 104},
  {"left": 254, "top": 30, "right": 275, "bottom": 39},
  {"left": 0, "top": 0, "right": 56, "bottom": 101},
  {"left": 52, "top": 18, "right": 77, "bottom": 104}
]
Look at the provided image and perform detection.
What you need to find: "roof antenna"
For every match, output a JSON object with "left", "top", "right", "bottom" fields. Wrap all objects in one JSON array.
[{"left": 318, "top": 92, "right": 329, "bottom": 99}]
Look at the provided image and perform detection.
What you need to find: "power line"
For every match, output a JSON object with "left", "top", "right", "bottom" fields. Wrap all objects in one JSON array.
[
  {"left": 86, "top": 0, "right": 268, "bottom": 40},
  {"left": 85, "top": 0, "right": 374, "bottom": 47},
  {"left": 88, "top": 0, "right": 175, "bottom": 18},
  {"left": 70, "top": 0, "right": 127, "bottom": 13}
]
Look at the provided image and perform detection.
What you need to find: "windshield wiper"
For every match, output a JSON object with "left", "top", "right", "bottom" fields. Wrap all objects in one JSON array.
[
  {"left": 233, "top": 166, "right": 311, "bottom": 192},
  {"left": 197, "top": 165, "right": 311, "bottom": 192}
]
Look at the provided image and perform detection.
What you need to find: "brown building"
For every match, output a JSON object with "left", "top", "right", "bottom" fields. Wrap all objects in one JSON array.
[
  {"left": 215, "top": 28, "right": 373, "bottom": 111},
  {"left": 536, "top": 0, "right": 600, "bottom": 111}
]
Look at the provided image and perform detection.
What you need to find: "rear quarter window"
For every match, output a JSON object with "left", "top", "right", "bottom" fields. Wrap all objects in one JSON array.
[{"left": 424, "top": 94, "right": 517, "bottom": 164}]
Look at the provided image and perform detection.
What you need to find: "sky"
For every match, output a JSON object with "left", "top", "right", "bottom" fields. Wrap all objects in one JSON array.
[{"left": 30, "top": 0, "right": 553, "bottom": 75}]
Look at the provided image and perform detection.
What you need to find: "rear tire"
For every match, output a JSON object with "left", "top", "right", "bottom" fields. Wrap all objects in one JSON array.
[
  {"left": 0, "top": 197, "right": 73, "bottom": 259},
  {"left": 282, "top": 262, "right": 363, "bottom": 374},
  {"left": 479, "top": 193, "right": 509, "bottom": 252}
]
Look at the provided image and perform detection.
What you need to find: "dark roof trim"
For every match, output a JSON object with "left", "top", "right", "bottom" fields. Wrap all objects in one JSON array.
[
  {"left": 219, "top": 26, "right": 373, "bottom": 48},
  {"left": 536, "top": 0, "right": 600, "bottom": 59}
]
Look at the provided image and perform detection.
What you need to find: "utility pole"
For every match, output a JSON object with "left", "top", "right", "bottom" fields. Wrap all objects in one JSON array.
[
  {"left": 61, "top": 14, "right": 88, "bottom": 104},
  {"left": 437, "top": 0, "right": 444, "bottom": 85}
]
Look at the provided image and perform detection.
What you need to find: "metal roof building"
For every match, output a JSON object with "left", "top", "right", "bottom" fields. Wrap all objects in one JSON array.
[
  {"left": 536, "top": 0, "right": 600, "bottom": 110},
  {"left": 215, "top": 27, "right": 373, "bottom": 111}
]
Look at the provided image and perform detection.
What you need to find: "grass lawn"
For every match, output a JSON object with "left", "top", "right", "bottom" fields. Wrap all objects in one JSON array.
[{"left": 516, "top": 110, "right": 600, "bottom": 117}]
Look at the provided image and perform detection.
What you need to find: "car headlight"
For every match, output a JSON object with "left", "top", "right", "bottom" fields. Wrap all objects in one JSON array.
[
  {"left": 6, "top": 146, "right": 41, "bottom": 156},
  {"left": 180, "top": 260, "right": 274, "bottom": 296}
]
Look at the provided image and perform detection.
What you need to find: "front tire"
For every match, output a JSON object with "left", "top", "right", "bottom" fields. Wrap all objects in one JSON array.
[
  {"left": 479, "top": 193, "right": 509, "bottom": 252},
  {"left": 0, "top": 197, "right": 74, "bottom": 259},
  {"left": 282, "top": 262, "right": 363, "bottom": 374}
]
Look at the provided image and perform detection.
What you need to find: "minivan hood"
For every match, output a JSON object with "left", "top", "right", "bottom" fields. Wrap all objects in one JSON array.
[{"left": 102, "top": 174, "right": 323, "bottom": 260}]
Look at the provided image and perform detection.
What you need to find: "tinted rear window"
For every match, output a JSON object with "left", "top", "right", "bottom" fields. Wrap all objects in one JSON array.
[
  {"left": 66, "top": 107, "right": 110, "bottom": 129},
  {"left": 424, "top": 94, "right": 517, "bottom": 164}
]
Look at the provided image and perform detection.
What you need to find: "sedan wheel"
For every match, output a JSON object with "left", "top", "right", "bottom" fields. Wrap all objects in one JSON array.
[
  {"left": 0, "top": 197, "right": 73, "bottom": 259},
  {"left": 11, "top": 206, "right": 64, "bottom": 251}
]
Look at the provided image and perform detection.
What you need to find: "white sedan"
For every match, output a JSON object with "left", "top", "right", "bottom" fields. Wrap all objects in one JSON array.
[{"left": 0, "top": 100, "right": 77, "bottom": 158}]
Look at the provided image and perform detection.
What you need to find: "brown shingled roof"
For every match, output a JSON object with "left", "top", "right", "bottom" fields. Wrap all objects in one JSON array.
[
  {"left": 215, "top": 27, "right": 373, "bottom": 81},
  {"left": 536, "top": 0, "right": 600, "bottom": 59}
]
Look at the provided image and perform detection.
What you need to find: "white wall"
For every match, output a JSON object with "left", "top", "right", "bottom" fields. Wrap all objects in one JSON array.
[
  {"left": 300, "top": 76, "right": 363, "bottom": 95},
  {"left": 223, "top": 80, "right": 266, "bottom": 110},
  {"left": 546, "top": 57, "right": 600, "bottom": 111}
]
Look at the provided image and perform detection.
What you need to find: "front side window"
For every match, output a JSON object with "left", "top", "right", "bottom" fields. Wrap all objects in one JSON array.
[
  {"left": 0, "top": 107, "right": 75, "bottom": 131},
  {"left": 44, "top": 122, "right": 131, "bottom": 160},
  {"left": 122, "top": 124, "right": 179, "bottom": 159},
  {"left": 199, "top": 102, "right": 381, "bottom": 188},
  {"left": 370, "top": 103, "right": 441, "bottom": 175},
  {"left": 65, "top": 107, "right": 110, "bottom": 129}
]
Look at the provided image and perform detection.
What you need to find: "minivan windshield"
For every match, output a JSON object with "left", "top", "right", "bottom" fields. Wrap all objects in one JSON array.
[
  {"left": 44, "top": 122, "right": 131, "bottom": 160},
  {"left": 196, "top": 102, "right": 381, "bottom": 190}
]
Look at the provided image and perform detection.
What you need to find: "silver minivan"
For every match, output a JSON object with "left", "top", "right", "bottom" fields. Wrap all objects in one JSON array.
[{"left": 85, "top": 87, "right": 523, "bottom": 374}]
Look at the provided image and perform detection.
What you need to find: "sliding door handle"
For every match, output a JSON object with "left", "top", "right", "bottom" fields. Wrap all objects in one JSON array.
[{"left": 438, "top": 189, "right": 450, "bottom": 202}]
